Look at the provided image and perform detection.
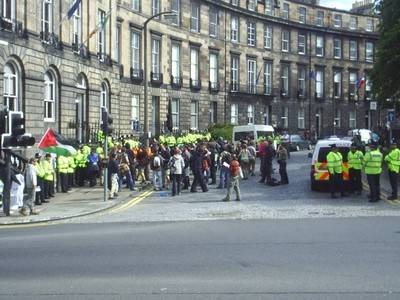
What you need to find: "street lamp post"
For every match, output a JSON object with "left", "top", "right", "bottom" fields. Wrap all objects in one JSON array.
[{"left": 143, "top": 11, "right": 177, "bottom": 146}]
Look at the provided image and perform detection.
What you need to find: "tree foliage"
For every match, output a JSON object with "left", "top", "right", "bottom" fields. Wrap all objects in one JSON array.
[{"left": 371, "top": 0, "right": 400, "bottom": 102}]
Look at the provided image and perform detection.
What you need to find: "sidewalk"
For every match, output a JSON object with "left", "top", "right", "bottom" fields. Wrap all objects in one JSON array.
[{"left": 0, "top": 186, "right": 141, "bottom": 225}]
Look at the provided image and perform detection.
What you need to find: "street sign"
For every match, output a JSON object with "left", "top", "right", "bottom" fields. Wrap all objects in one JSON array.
[
  {"left": 370, "top": 101, "right": 377, "bottom": 111},
  {"left": 388, "top": 109, "right": 395, "bottom": 123}
]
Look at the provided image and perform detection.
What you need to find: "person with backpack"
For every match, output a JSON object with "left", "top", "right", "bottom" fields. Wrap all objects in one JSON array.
[
  {"left": 222, "top": 154, "right": 241, "bottom": 202},
  {"left": 217, "top": 144, "right": 232, "bottom": 189},
  {"left": 150, "top": 151, "right": 163, "bottom": 191},
  {"left": 248, "top": 142, "right": 256, "bottom": 176},
  {"left": 169, "top": 148, "right": 185, "bottom": 196},
  {"left": 239, "top": 144, "right": 250, "bottom": 180},
  {"left": 190, "top": 144, "right": 209, "bottom": 193},
  {"left": 276, "top": 144, "right": 289, "bottom": 184},
  {"left": 182, "top": 146, "right": 191, "bottom": 190},
  {"left": 202, "top": 149, "right": 211, "bottom": 186}
]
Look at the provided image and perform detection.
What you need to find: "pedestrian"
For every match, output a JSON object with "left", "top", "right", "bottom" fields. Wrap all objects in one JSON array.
[
  {"left": 364, "top": 142, "right": 383, "bottom": 202},
  {"left": 276, "top": 144, "right": 289, "bottom": 184},
  {"left": 348, "top": 144, "right": 363, "bottom": 195},
  {"left": 222, "top": 154, "right": 241, "bottom": 202},
  {"left": 238, "top": 144, "right": 250, "bottom": 179},
  {"left": 384, "top": 141, "right": 400, "bottom": 200},
  {"left": 136, "top": 145, "right": 149, "bottom": 184},
  {"left": 150, "top": 150, "right": 163, "bottom": 191},
  {"left": 42, "top": 153, "right": 55, "bottom": 199},
  {"left": 160, "top": 144, "right": 171, "bottom": 189},
  {"left": 209, "top": 143, "right": 218, "bottom": 185},
  {"left": 248, "top": 141, "right": 256, "bottom": 176},
  {"left": 182, "top": 146, "right": 191, "bottom": 190},
  {"left": 260, "top": 141, "right": 274, "bottom": 185},
  {"left": 57, "top": 155, "right": 69, "bottom": 192},
  {"left": 117, "top": 147, "right": 135, "bottom": 191},
  {"left": 20, "top": 158, "right": 39, "bottom": 216},
  {"left": 217, "top": 144, "right": 231, "bottom": 189},
  {"left": 169, "top": 148, "right": 185, "bottom": 196},
  {"left": 34, "top": 153, "right": 45, "bottom": 205},
  {"left": 87, "top": 148, "right": 99, "bottom": 187},
  {"left": 202, "top": 148, "right": 211, "bottom": 186},
  {"left": 327, "top": 144, "right": 345, "bottom": 198},
  {"left": 190, "top": 144, "right": 209, "bottom": 193},
  {"left": 108, "top": 153, "right": 120, "bottom": 199},
  {"left": 125, "top": 143, "right": 137, "bottom": 189}
]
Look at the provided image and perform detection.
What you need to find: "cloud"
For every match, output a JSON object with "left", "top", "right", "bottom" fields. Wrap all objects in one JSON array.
[{"left": 319, "top": 0, "right": 353, "bottom": 10}]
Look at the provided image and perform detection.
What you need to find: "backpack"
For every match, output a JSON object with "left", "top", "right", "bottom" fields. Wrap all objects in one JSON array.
[
  {"left": 150, "top": 155, "right": 161, "bottom": 170},
  {"left": 168, "top": 157, "right": 177, "bottom": 174},
  {"left": 240, "top": 150, "right": 249, "bottom": 163}
]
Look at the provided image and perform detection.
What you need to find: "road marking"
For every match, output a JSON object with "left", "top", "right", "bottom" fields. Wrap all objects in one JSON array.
[
  {"left": 110, "top": 190, "right": 153, "bottom": 214},
  {"left": 0, "top": 222, "right": 50, "bottom": 230}
]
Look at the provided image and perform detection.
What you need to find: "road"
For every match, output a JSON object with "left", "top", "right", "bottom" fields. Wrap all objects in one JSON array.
[{"left": 1, "top": 151, "right": 400, "bottom": 300}]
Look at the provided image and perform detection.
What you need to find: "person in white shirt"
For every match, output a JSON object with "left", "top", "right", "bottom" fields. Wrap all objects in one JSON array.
[
  {"left": 169, "top": 148, "right": 185, "bottom": 196},
  {"left": 20, "top": 158, "right": 39, "bottom": 216}
]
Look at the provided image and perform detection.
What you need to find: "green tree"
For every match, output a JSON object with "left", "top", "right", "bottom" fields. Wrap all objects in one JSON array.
[{"left": 371, "top": 0, "right": 400, "bottom": 103}]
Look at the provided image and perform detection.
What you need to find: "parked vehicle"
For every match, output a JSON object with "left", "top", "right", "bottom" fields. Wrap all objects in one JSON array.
[
  {"left": 232, "top": 125, "right": 274, "bottom": 145},
  {"left": 347, "top": 129, "right": 379, "bottom": 145},
  {"left": 282, "top": 134, "right": 312, "bottom": 151}
]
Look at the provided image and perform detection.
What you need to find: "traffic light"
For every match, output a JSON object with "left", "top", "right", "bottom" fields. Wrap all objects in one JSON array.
[
  {"left": 1, "top": 111, "right": 35, "bottom": 149},
  {"left": 101, "top": 107, "right": 113, "bottom": 135}
]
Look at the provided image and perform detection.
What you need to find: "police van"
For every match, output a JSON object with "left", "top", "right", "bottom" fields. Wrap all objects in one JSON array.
[{"left": 310, "top": 137, "right": 352, "bottom": 191}]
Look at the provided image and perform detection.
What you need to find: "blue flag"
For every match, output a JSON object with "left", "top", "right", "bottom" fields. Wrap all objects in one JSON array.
[{"left": 67, "top": 0, "right": 82, "bottom": 19}]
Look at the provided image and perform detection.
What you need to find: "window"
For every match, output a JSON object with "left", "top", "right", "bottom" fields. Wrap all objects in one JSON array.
[
  {"left": 264, "top": 61, "right": 272, "bottom": 95},
  {"left": 171, "top": 0, "right": 180, "bottom": 26},
  {"left": 281, "top": 64, "right": 290, "bottom": 96},
  {"left": 209, "top": 8, "right": 218, "bottom": 37},
  {"left": 44, "top": 72, "right": 56, "bottom": 121},
  {"left": 350, "top": 16, "right": 357, "bottom": 30},
  {"left": 231, "top": 16, "right": 239, "bottom": 42},
  {"left": 132, "top": 0, "right": 140, "bottom": 11},
  {"left": 100, "top": 82, "right": 109, "bottom": 109},
  {"left": 349, "top": 110, "right": 356, "bottom": 129},
  {"left": 247, "top": 58, "right": 256, "bottom": 94},
  {"left": 171, "top": 43, "right": 181, "bottom": 81},
  {"left": 366, "top": 18, "right": 374, "bottom": 32},
  {"left": 42, "top": 0, "right": 53, "bottom": 35},
  {"left": 231, "top": 0, "right": 239, "bottom": 6},
  {"left": 365, "top": 74, "right": 372, "bottom": 100},
  {"left": 231, "top": 55, "right": 239, "bottom": 91},
  {"left": 98, "top": 10, "right": 106, "bottom": 58},
  {"left": 247, "top": 0, "right": 256, "bottom": 11},
  {"left": 298, "top": 108, "right": 305, "bottom": 129},
  {"left": 151, "top": 38, "right": 160, "bottom": 75},
  {"left": 131, "top": 31, "right": 140, "bottom": 70},
  {"left": 3, "top": 63, "right": 18, "bottom": 111},
  {"left": 282, "top": 3, "right": 289, "bottom": 19},
  {"left": 298, "top": 65, "right": 306, "bottom": 97},
  {"left": 72, "top": 1, "right": 82, "bottom": 46},
  {"left": 333, "top": 38, "right": 342, "bottom": 59},
  {"left": 282, "top": 107, "right": 289, "bottom": 128},
  {"left": 264, "top": 25, "right": 272, "bottom": 49},
  {"left": 349, "top": 71, "right": 357, "bottom": 97},
  {"left": 247, "top": 21, "right": 256, "bottom": 46},
  {"left": 334, "top": 109, "right": 341, "bottom": 128},
  {"left": 190, "top": 1, "right": 200, "bottom": 32},
  {"left": 315, "top": 69, "right": 324, "bottom": 98},
  {"left": 316, "top": 36, "right": 324, "bottom": 57},
  {"left": 1, "top": 0, "right": 15, "bottom": 22},
  {"left": 316, "top": 11, "right": 324, "bottom": 26},
  {"left": 333, "top": 14, "right": 342, "bottom": 27},
  {"left": 349, "top": 40, "right": 358, "bottom": 61},
  {"left": 247, "top": 105, "right": 254, "bottom": 125},
  {"left": 152, "top": 0, "right": 160, "bottom": 16},
  {"left": 299, "top": 7, "right": 306, "bottom": 23},
  {"left": 231, "top": 104, "right": 238, "bottom": 125},
  {"left": 281, "top": 29, "right": 290, "bottom": 52},
  {"left": 190, "top": 100, "right": 199, "bottom": 129},
  {"left": 209, "top": 102, "right": 217, "bottom": 124},
  {"left": 171, "top": 98, "right": 180, "bottom": 128},
  {"left": 131, "top": 94, "right": 140, "bottom": 122},
  {"left": 265, "top": 0, "right": 273, "bottom": 16},
  {"left": 115, "top": 23, "right": 121, "bottom": 64},
  {"left": 190, "top": 47, "right": 199, "bottom": 84},
  {"left": 366, "top": 41, "right": 374, "bottom": 62},
  {"left": 298, "top": 33, "right": 306, "bottom": 55},
  {"left": 333, "top": 70, "right": 342, "bottom": 99},
  {"left": 209, "top": 53, "right": 218, "bottom": 86}
]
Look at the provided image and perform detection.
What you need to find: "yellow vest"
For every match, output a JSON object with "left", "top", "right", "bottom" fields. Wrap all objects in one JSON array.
[
  {"left": 57, "top": 156, "right": 69, "bottom": 174},
  {"left": 385, "top": 148, "right": 400, "bottom": 173},
  {"left": 42, "top": 160, "right": 54, "bottom": 181},
  {"left": 67, "top": 156, "right": 76, "bottom": 173},
  {"left": 364, "top": 150, "right": 382, "bottom": 175},
  {"left": 348, "top": 150, "right": 363, "bottom": 170},
  {"left": 327, "top": 151, "right": 343, "bottom": 174}
]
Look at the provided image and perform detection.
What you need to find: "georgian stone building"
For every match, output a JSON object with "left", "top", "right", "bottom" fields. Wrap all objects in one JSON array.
[{"left": 0, "top": 0, "right": 378, "bottom": 143}]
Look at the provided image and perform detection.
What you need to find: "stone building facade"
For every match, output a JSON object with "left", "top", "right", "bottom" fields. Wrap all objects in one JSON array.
[{"left": 0, "top": 0, "right": 379, "bottom": 143}]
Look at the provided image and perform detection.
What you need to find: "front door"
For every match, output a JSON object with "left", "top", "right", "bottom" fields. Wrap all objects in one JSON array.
[{"left": 75, "top": 94, "right": 86, "bottom": 143}]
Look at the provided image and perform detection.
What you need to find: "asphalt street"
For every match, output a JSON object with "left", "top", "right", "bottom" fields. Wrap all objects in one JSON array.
[{"left": 2, "top": 151, "right": 400, "bottom": 300}]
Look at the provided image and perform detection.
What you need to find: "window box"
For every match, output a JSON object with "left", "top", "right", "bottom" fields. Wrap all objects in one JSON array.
[
  {"left": 209, "top": 81, "right": 220, "bottom": 93},
  {"left": 130, "top": 68, "right": 143, "bottom": 83},
  {"left": 190, "top": 78, "right": 201, "bottom": 91},
  {"left": 40, "top": 32, "right": 63, "bottom": 50},
  {"left": 150, "top": 72, "right": 163, "bottom": 86},
  {"left": 170, "top": 75, "right": 183, "bottom": 89}
]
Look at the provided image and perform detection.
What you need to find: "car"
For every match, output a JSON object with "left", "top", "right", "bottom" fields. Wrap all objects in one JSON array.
[
  {"left": 282, "top": 134, "right": 312, "bottom": 151},
  {"left": 310, "top": 137, "right": 352, "bottom": 191}
]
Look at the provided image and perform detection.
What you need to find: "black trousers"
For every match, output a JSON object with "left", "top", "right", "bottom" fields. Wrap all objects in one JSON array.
[
  {"left": 68, "top": 172, "right": 74, "bottom": 189},
  {"left": 36, "top": 177, "right": 45, "bottom": 203},
  {"left": 44, "top": 179, "right": 54, "bottom": 198},
  {"left": 278, "top": 160, "right": 289, "bottom": 184},
  {"left": 349, "top": 168, "right": 362, "bottom": 193},
  {"left": 191, "top": 172, "right": 208, "bottom": 192},
  {"left": 76, "top": 167, "right": 86, "bottom": 187},
  {"left": 388, "top": 171, "right": 398, "bottom": 197},
  {"left": 260, "top": 159, "right": 273, "bottom": 184},
  {"left": 367, "top": 174, "right": 380, "bottom": 201},
  {"left": 330, "top": 173, "right": 343, "bottom": 195},
  {"left": 210, "top": 165, "right": 217, "bottom": 184},
  {"left": 171, "top": 174, "right": 182, "bottom": 196},
  {"left": 60, "top": 173, "right": 69, "bottom": 192}
]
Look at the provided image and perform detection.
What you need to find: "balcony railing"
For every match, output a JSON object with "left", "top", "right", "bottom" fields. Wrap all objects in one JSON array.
[
  {"left": 130, "top": 68, "right": 143, "bottom": 83},
  {"left": 150, "top": 72, "right": 163, "bottom": 86},
  {"left": 190, "top": 78, "right": 201, "bottom": 91},
  {"left": 229, "top": 82, "right": 274, "bottom": 96},
  {"left": 40, "top": 31, "right": 63, "bottom": 50},
  {"left": 209, "top": 81, "right": 220, "bottom": 93},
  {"left": 170, "top": 75, "right": 183, "bottom": 89}
]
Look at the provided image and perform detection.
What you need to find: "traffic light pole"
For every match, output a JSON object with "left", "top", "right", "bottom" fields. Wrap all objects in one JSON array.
[
  {"left": 103, "top": 134, "right": 108, "bottom": 202},
  {"left": 2, "top": 150, "right": 11, "bottom": 216}
]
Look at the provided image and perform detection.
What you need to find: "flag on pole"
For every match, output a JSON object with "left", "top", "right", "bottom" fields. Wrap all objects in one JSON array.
[
  {"left": 67, "top": 0, "right": 82, "bottom": 19},
  {"left": 38, "top": 128, "right": 76, "bottom": 156},
  {"left": 87, "top": 10, "right": 111, "bottom": 40},
  {"left": 356, "top": 77, "right": 366, "bottom": 89}
]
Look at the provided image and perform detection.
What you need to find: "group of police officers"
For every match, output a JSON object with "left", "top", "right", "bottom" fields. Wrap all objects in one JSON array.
[{"left": 327, "top": 141, "right": 400, "bottom": 202}]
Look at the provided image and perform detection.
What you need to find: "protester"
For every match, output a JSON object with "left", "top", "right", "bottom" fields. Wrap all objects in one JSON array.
[
  {"left": 248, "top": 142, "right": 256, "bottom": 176},
  {"left": 217, "top": 144, "right": 231, "bottom": 189},
  {"left": 239, "top": 144, "right": 250, "bottom": 180},
  {"left": 190, "top": 144, "right": 209, "bottom": 193},
  {"left": 169, "top": 148, "right": 185, "bottom": 196},
  {"left": 222, "top": 154, "right": 241, "bottom": 202},
  {"left": 20, "top": 158, "right": 39, "bottom": 216},
  {"left": 150, "top": 150, "right": 163, "bottom": 191},
  {"left": 108, "top": 153, "right": 120, "bottom": 199},
  {"left": 87, "top": 148, "right": 99, "bottom": 187},
  {"left": 276, "top": 144, "right": 289, "bottom": 184}
]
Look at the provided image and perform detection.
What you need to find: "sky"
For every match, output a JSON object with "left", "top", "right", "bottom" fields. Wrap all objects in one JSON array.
[{"left": 319, "top": 0, "right": 353, "bottom": 11}]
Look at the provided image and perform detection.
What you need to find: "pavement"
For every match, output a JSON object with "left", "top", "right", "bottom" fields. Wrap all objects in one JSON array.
[{"left": 0, "top": 185, "right": 146, "bottom": 225}]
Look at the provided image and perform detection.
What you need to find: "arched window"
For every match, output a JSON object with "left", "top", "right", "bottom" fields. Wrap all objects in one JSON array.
[
  {"left": 77, "top": 73, "right": 87, "bottom": 89},
  {"left": 3, "top": 63, "right": 19, "bottom": 111},
  {"left": 44, "top": 71, "right": 56, "bottom": 121},
  {"left": 100, "top": 82, "right": 109, "bottom": 109}
]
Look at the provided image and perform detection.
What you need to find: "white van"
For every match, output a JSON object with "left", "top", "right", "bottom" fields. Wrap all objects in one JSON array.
[
  {"left": 232, "top": 125, "right": 274, "bottom": 144},
  {"left": 347, "top": 129, "right": 374, "bottom": 144}
]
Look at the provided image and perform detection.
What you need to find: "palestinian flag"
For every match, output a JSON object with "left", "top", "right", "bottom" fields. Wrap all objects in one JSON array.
[{"left": 38, "top": 128, "right": 76, "bottom": 156}]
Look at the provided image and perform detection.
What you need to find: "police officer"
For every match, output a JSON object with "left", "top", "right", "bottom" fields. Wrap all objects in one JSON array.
[
  {"left": 75, "top": 147, "right": 87, "bottom": 187},
  {"left": 384, "top": 142, "right": 400, "bottom": 200},
  {"left": 348, "top": 144, "right": 364, "bottom": 195},
  {"left": 67, "top": 154, "right": 76, "bottom": 190},
  {"left": 42, "top": 153, "right": 55, "bottom": 199},
  {"left": 364, "top": 142, "right": 383, "bottom": 202},
  {"left": 327, "top": 144, "right": 344, "bottom": 198},
  {"left": 57, "top": 155, "right": 69, "bottom": 193}
]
